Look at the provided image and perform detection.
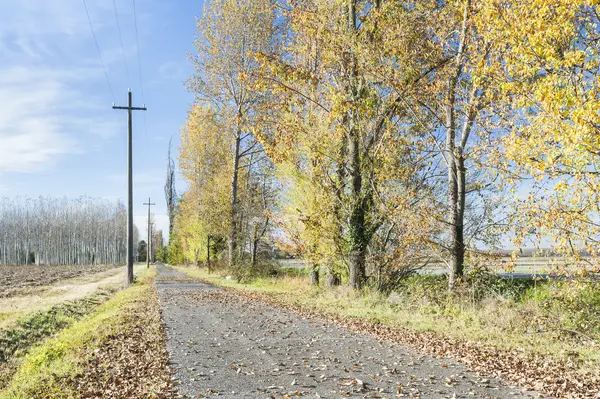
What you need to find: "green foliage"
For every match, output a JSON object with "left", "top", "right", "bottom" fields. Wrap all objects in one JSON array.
[
  {"left": 230, "top": 259, "right": 279, "bottom": 283},
  {"left": 137, "top": 240, "right": 147, "bottom": 262},
  {"left": 392, "top": 272, "right": 600, "bottom": 341},
  {"left": 276, "top": 267, "right": 311, "bottom": 278},
  {"left": 166, "top": 232, "right": 185, "bottom": 265},
  {"left": 462, "top": 267, "right": 536, "bottom": 302},
  {"left": 533, "top": 279, "right": 600, "bottom": 337},
  {"left": 155, "top": 246, "right": 167, "bottom": 263}
]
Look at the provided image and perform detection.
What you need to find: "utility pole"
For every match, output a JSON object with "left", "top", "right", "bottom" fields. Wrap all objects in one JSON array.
[
  {"left": 113, "top": 90, "right": 146, "bottom": 285},
  {"left": 143, "top": 198, "right": 155, "bottom": 268},
  {"left": 150, "top": 222, "right": 154, "bottom": 263}
]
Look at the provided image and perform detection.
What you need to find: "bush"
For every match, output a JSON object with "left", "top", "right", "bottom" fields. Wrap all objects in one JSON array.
[
  {"left": 533, "top": 278, "right": 600, "bottom": 337},
  {"left": 276, "top": 266, "right": 310, "bottom": 278},
  {"left": 230, "top": 259, "right": 279, "bottom": 283},
  {"left": 463, "top": 266, "right": 535, "bottom": 302},
  {"left": 390, "top": 270, "right": 600, "bottom": 340},
  {"left": 397, "top": 275, "right": 448, "bottom": 312}
]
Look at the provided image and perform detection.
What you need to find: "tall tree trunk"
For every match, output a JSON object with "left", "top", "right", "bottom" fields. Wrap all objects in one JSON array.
[
  {"left": 326, "top": 267, "right": 341, "bottom": 286},
  {"left": 251, "top": 224, "right": 258, "bottom": 268},
  {"left": 456, "top": 156, "right": 466, "bottom": 275},
  {"left": 446, "top": 0, "right": 470, "bottom": 290},
  {"left": 348, "top": 129, "right": 366, "bottom": 289},
  {"left": 165, "top": 139, "right": 176, "bottom": 236},
  {"left": 447, "top": 156, "right": 459, "bottom": 289},
  {"left": 229, "top": 127, "right": 242, "bottom": 268},
  {"left": 309, "top": 265, "right": 319, "bottom": 286},
  {"left": 448, "top": 155, "right": 466, "bottom": 289},
  {"left": 328, "top": 130, "right": 346, "bottom": 287},
  {"left": 445, "top": 88, "right": 463, "bottom": 289},
  {"left": 207, "top": 235, "right": 212, "bottom": 273},
  {"left": 346, "top": 0, "right": 367, "bottom": 290}
]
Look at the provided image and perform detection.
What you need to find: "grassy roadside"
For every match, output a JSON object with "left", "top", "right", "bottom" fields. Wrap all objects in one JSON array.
[
  {"left": 172, "top": 264, "right": 600, "bottom": 398},
  {"left": 0, "top": 266, "right": 154, "bottom": 390},
  {"left": 0, "top": 266, "right": 171, "bottom": 399},
  {"left": 0, "top": 288, "right": 116, "bottom": 390}
]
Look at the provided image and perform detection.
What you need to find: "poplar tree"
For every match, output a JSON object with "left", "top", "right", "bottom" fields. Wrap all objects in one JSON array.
[{"left": 189, "top": 0, "right": 277, "bottom": 268}]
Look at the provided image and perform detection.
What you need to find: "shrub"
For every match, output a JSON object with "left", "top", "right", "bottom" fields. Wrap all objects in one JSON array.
[
  {"left": 534, "top": 278, "right": 600, "bottom": 337},
  {"left": 230, "top": 259, "right": 279, "bottom": 283},
  {"left": 463, "top": 266, "right": 536, "bottom": 302}
]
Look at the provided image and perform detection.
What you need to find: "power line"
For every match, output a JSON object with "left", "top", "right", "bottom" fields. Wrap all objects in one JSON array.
[
  {"left": 82, "top": 0, "right": 125, "bottom": 160},
  {"left": 132, "top": 0, "right": 145, "bottom": 101},
  {"left": 82, "top": 0, "right": 115, "bottom": 103},
  {"left": 112, "top": 0, "right": 131, "bottom": 85},
  {"left": 132, "top": 0, "right": 149, "bottom": 143}
]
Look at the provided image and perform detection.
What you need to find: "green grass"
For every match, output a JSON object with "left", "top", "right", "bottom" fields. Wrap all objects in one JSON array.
[
  {"left": 0, "top": 288, "right": 115, "bottom": 364},
  {"left": 0, "top": 267, "right": 156, "bottom": 399},
  {"left": 173, "top": 265, "right": 600, "bottom": 375},
  {"left": 0, "top": 313, "right": 15, "bottom": 323}
]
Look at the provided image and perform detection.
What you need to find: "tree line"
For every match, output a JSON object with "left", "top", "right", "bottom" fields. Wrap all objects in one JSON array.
[
  {"left": 164, "top": 0, "right": 600, "bottom": 290},
  {"left": 0, "top": 196, "right": 131, "bottom": 266}
]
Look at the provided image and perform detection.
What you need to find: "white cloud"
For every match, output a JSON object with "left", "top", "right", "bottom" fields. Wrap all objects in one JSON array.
[
  {"left": 0, "top": 1, "right": 83, "bottom": 37},
  {"left": 0, "top": 1, "right": 125, "bottom": 174},
  {"left": 0, "top": 67, "right": 119, "bottom": 173},
  {"left": 0, "top": 127, "right": 76, "bottom": 173}
]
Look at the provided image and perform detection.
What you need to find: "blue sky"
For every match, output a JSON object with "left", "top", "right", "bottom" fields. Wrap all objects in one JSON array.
[{"left": 0, "top": 0, "right": 203, "bottom": 240}]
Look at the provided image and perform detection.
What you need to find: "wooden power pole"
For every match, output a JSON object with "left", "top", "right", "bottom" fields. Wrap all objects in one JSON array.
[
  {"left": 143, "top": 198, "right": 155, "bottom": 268},
  {"left": 150, "top": 222, "right": 154, "bottom": 263},
  {"left": 113, "top": 90, "right": 146, "bottom": 285}
]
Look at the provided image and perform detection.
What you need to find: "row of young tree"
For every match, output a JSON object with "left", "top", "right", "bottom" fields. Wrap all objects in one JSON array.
[
  {"left": 167, "top": 0, "right": 600, "bottom": 290},
  {"left": 0, "top": 197, "right": 130, "bottom": 265}
]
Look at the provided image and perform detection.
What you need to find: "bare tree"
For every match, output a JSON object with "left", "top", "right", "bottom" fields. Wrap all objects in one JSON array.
[
  {"left": 0, "top": 196, "right": 128, "bottom": 265},
  {"left": 165, "top": 138, "right": 177, "bottom": 237}
]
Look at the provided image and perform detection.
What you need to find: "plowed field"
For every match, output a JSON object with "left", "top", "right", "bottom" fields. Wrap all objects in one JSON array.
[{"left": 0, "top": 264, "right": 120, "bottom": 298}]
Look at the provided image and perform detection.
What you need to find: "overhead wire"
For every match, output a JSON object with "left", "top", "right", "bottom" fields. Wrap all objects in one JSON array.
[
  {"left": 112, "top": 0, "right": 131, "bottom": 85},
  {"left": 132, "top": 0, "right": 145, "bottom": 102},
  {"left": 132, "top": 0, "right": 149, "bottom": 144},
  {"left": 82, "top": 0, "right": 115, "bottom": 103},
  {"left": 82, "top": 0, "right": 126, "bottom": 153}
]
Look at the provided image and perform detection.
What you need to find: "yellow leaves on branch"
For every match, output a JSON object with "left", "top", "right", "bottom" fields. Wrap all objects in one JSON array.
[
  {"left": 178, "top": 104, "right": 232, "bottom": 261},
  {"left": 180, "top": 0, "right": 600, "bottom": 265}
]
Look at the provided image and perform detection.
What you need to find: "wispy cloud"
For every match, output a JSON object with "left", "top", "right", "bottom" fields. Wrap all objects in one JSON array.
[
  {"left": 0, "top": 1, "right": 125, "bottom": 174},
  {"left": 0, "top": 67, "right": 120, "bottom": 172}
]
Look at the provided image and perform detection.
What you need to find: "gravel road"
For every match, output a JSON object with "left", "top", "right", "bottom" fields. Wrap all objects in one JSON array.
[{"left": 156, "top": 263, "right": 538, "bottom": 399}]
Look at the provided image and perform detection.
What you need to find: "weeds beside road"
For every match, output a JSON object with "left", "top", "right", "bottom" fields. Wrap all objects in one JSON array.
[{"left": 0, "top": 266, "right": 172, "bottom": 399}]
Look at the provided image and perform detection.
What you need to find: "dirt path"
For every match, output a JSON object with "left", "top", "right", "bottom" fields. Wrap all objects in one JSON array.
[
  {"left": 156, "top": 264, "right": 539, "bottom": 399},
  {"left": 0, "top": 265, "right": 142, "bottom": 327}
]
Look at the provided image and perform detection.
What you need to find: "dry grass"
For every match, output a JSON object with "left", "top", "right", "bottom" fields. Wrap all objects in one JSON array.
[
  {"left": 0, "top": 265, "right": 145, "bottom": 329},
  {"left": 0, "top": 266, "right": 166, "bottom": 399}
]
